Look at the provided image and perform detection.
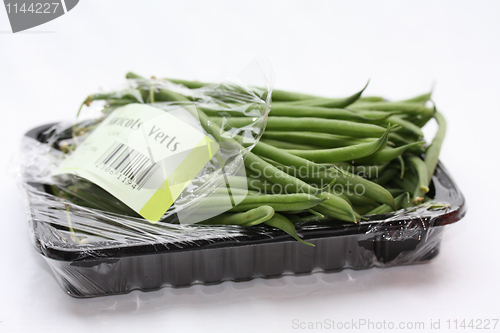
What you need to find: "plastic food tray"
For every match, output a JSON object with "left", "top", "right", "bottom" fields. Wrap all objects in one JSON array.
[{"left": 23, "top": 124, "right": 466, "bottom": 298}]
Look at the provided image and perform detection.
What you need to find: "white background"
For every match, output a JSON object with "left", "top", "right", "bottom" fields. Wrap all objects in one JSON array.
[{"left": 1, "top": 1, "right": 499, "bottom": 332}]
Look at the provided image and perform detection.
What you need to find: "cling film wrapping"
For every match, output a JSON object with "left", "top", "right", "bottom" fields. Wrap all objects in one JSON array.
[
  {"left": 21, "top": 61, "right": 274, "bottom": 232},
  {"left": 15, "top": 61, "right": 466, "bottom": 298}
]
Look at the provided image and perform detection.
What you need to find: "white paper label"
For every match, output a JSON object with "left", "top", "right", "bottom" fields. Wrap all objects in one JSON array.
[{"left": 54, "top": 103, "right": 219, "bottom": 222}]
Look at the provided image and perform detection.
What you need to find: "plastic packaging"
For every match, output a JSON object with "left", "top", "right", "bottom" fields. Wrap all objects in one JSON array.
[
  {"left": 17, "top": 64, "right": 466, "bottom": 297},
  {"left": 22, "top": 62, "right": 274, "bottom": 227},
  {"left": 20, "top": 122, "right": 466, "bottom": 297}
]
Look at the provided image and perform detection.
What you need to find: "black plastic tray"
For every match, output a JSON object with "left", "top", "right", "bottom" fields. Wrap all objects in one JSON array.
[{"left": 23, "top": 124, "right": 467, "bottom": 298}]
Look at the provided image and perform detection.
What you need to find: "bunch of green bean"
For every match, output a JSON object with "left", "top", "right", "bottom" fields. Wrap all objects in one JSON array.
[{"left": 58, "top": 72, "right": 446, "bottom": 246}]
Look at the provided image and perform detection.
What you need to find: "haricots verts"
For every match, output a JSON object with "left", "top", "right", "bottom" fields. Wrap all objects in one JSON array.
[{"left": 58, "top": 72, "right": 445, "bottom": 246}]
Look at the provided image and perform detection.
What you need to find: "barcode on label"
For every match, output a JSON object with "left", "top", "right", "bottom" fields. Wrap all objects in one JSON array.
[{"left": 96, "top": 142, "right": 159, "bottom": 190}]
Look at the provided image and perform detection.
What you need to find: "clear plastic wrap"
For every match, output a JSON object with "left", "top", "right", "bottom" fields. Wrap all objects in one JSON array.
[
  {"left": 20, "top": 125, "right": 466, "bottom": 297},
  {"left": 23, "top": 61, "right": 274, "bottom": 229},
  {"left": 17, "top": 63, "right": 466, "bottom": 298}
]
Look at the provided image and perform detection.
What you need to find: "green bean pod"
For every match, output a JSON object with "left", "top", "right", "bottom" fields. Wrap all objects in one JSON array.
[
  {"left": 80, "top": 89, "right": 143, "bottom": 117},
  {"left": 348, "top": 102, "right": 434, "bottom": 118},
  {"left": 424, "top": 110, "right": 446, "bottom": 182},
  {"left": 147, "top": 88, "right": 193, "bottom": 102},
  {"left": 303, "top": 167, "right": 396, "bottom": 209},
  {"left": 210, "top": 116, "right": 389, "bottom": 138},
  {"left": 407, "top": 155, "right": 430, "bottom": 196},
  {"left": 392, "top": 174, "right": 418, "bottom": 195},
  {"left": 285, "top": 124, "right": 394, "bottom": 163},
  {"left": 264, "top": 213, "right": 314, "bottom": 246},
  {"left": 126, "top": 72, "right": 148, "bottom": 80},
  {"left": 341, "top": 191, "right": 379, "bottom": 206},
  {"left": 387, "top": 132, "right": 427, "bottom": 155},
  {"left": 400, "top": 92, "right": 432, "bottom": 105},
  {"left": 353, "top": 205, "right": 378, "bottom": 215},
  {"left": 357, "top": 96, "right": 385, "bottom": 102},
  {"left": 193, "top": 101, "right": 325, "bottom": 197},
  {"left": 252, "top": 141, "right": 328, "bottom": 175},
  {"left": 284, "top": 209, "right": 325, "bottom": 217},
  {"left": 262, "top": 131, "right": 373, "bottom": 148},
  {"left": 229, "top": 194, "right": 324, "bottom": 213},
  {"left": 351, "top": 162, "right": 390, "bottom": 179},
  {"left": 331, "top": 170, "right": 396, "bottom": 209},
  {"left": 245, "top": 153, "right": 321, "bottom": 195},
  {"left": 188, "top": 104, "right": 321, "bottom": 196},
  {"left": 353, "top": 141, "right": 425, "bottom": 164},
  {"left": 312, "top": 206, "right": 359, "bottom": 223},
  {"left": 345, "top": 109, "right": 402, "bottom": 121},
  {"left": 210, "top": 188, "right": 260, "bottom": 196},
  {"left": 197, "top": 205, "right": 275, "bottom": 226},
  {"left": 316, "top": 192, "right": 358, "bottom": 222},
  {"left": 247, "top": 154, "right": 395, "bottom": 212},
  {"left": 166, "top": 77, "right": 317, "bottom": 102},
  {"left": 50, "top": 182, "right": 139, "bottom": 217},
  {"left": 374, "top": 168, "right": 399, "bottom": 186},
  {"left": 287, "top": 213, "right": 332, "bottom": 224},
  {"left": 272, "top": 82, "right": 368, "bottom": 108},
  {"left": 194, "top": 193, "right": 323, "bottom": 213},
  {"left": 270, "top": 105, "right": 373, "bottom": 122},
  {"left": 386, "top": 188, "right": 406, "bottom": 197},
  {"left": 202, "top": 175, "right": 270, "bottom": 194},
  {"left": 379, "top": 116, "right": 424, "bottom": 139},
  {"left": 246, "top": 177, "right": 276, "bottom": 193},
  {"left": 260, "top": 139, "right": 321, "bottom": 150},
  {"left": 164, "top": 78, "right": 209, "bottom": 89},
  {"left": 413, "top": 113, "right": 434, "bottom": 128},
  {"left": 271, "top": 90, "right": 318, "bottom": 102},
  {"left": 365, "top": 193, "right": 411, "bottom": 215}
]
